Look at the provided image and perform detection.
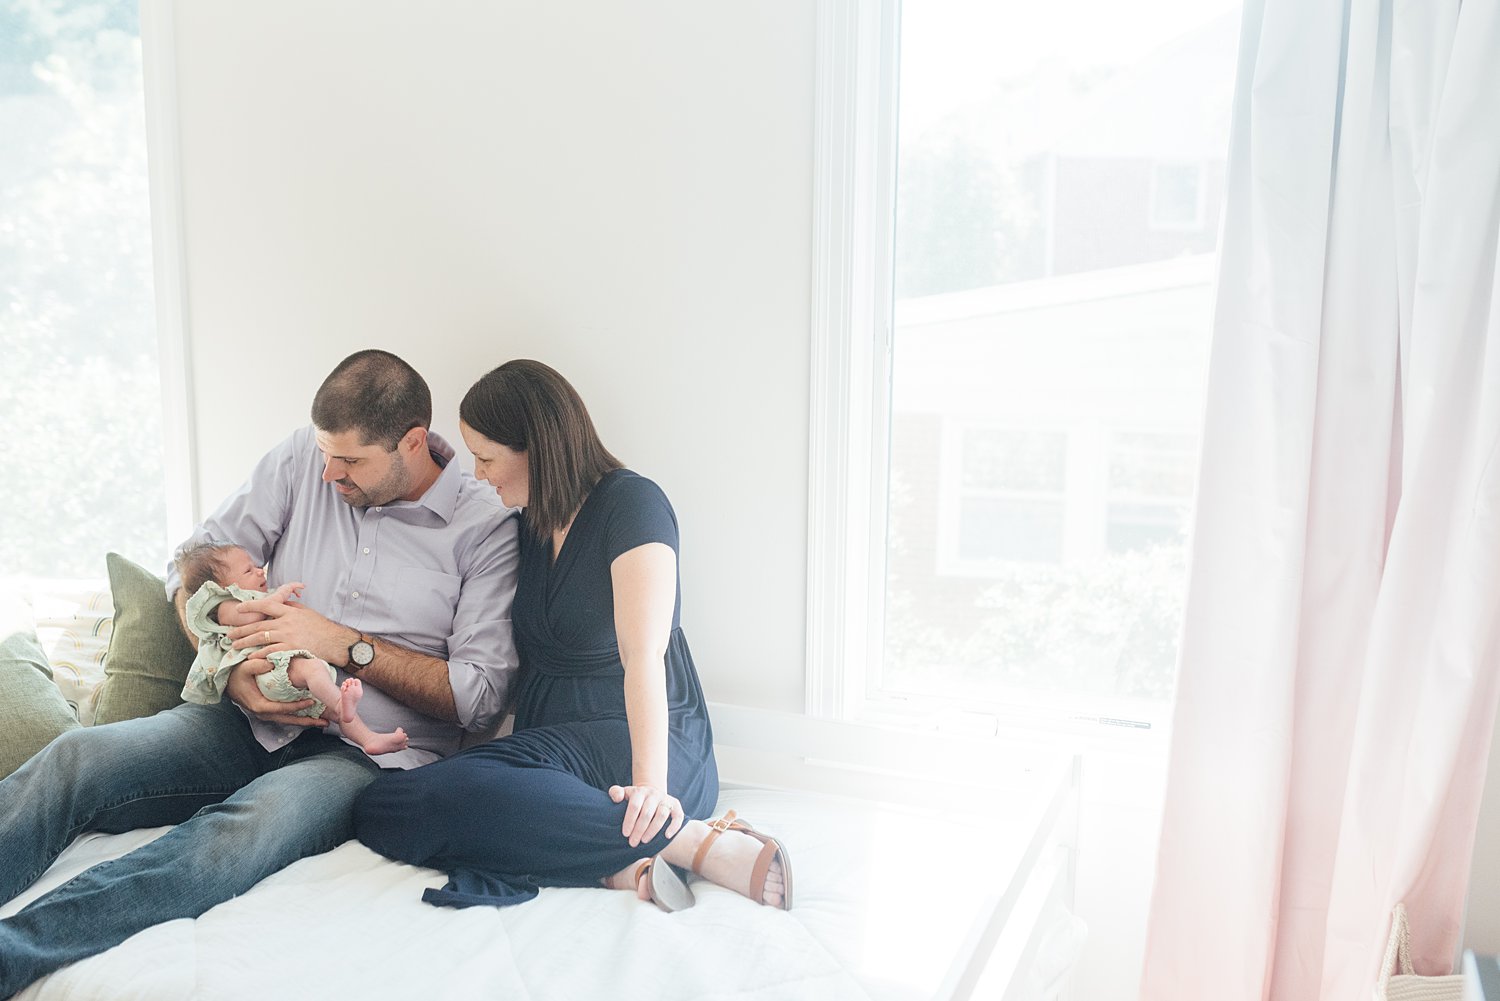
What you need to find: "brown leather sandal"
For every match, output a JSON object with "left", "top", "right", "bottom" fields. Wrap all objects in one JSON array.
[
  {"left": 691, "top": 810, "right": 794, "bottom": 910},
  {"left": 631, "top": 858, "right": 696, "bottom": 913}
]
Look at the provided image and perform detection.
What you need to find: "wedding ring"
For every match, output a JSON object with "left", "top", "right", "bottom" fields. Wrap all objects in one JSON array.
[{"left": 264, "top": 630, "right": 271, "bottom": 642}]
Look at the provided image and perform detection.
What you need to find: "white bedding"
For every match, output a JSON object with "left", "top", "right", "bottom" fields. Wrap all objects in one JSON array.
[{"left": 5, "top": 786, "right": 1059, "bottom": 1001}]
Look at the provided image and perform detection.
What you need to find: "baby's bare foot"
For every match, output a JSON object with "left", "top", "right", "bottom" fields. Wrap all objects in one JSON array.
[
  {"left": 362, "top": 726, "right": 407, "bottom": 756},
  {"left": 339, "top": 677, "right": 363, "bottom": 724}
]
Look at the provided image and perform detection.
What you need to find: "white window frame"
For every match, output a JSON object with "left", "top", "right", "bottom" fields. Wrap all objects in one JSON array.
[
  {"left": 142, "top": 0, "right": 198, "bottom": 540},
  {"left": 805, "top": 0, "right": 1179, "bottom": 738},
  {"left": 805, "top": 0, "right": 900, "bottom": 721}
]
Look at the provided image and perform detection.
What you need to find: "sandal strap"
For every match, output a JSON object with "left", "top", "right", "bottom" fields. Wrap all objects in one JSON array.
[
  {"left": 692, "top": 810, "right": 738, "bottom": 875},
  {"left": 748, "top": 839, "right": 779, "bottom": 904}
]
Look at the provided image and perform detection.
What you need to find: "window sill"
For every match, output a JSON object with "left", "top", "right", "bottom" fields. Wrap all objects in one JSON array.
[{"left": 846, "top": 688, "right": 1174, "bottom": 752}]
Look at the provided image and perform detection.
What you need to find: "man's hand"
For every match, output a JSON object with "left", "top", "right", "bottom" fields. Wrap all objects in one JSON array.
[
  {"left": 224, "top": 656, "right": 325, "bottom": 727},
  {"left": 228, "top": 598, "right": 352, "bottom": 666}
]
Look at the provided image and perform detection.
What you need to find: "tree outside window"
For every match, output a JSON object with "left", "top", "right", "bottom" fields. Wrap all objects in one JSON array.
[{"left": 0, "top": 1, "right": 166, "bottom": 578}]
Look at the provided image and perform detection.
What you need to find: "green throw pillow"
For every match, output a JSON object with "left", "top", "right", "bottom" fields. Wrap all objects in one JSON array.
[
  {"left": 0, "top": 593, "right": 82, "bottom": 779},
  {"left": 92, "top": 552, "right": 197, "bottom": 726}
]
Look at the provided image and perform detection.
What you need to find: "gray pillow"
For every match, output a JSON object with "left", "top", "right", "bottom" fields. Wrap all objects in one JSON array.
[
  {"left": 91, "top": 552, "right": 196, "bottom": 726},
  {"left": 0, "top": 594, "right": 81, "bottom": 778}
]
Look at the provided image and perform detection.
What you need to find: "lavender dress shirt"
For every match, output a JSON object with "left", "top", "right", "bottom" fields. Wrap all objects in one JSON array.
[{"left": 165, "top": 426, "right": 521, "bottom": 769}]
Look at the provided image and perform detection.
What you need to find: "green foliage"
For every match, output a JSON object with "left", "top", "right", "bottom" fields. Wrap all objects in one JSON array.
[
  {"left": 885, "top": 544, "right": 1187, "bottom": 702},
  {"left": 1, "top": 0, "right": 141, "bottom": 94},
  {"left": 883, "top": 458, "right": 1186, "bottom": 703},
  {"left": 0, "top": 0, "right": 166, "bottom": 577},
  {"left": 894, "top": 138, "right": 1046, "bottom": 299}
]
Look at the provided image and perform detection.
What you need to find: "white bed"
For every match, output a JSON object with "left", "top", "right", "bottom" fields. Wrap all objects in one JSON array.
[{"left": 3, "top": 698, "right": 1082, "bottom": 1001}]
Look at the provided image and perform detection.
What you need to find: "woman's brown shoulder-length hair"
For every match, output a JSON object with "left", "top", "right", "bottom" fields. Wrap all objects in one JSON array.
[{"left": 459, "top": 359, "right": 622, "bottom": 539}]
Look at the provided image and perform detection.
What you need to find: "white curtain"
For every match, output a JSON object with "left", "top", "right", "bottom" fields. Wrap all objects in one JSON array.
[{"left": 1140, "top": 0, "right": 1500, "bottom": 997}]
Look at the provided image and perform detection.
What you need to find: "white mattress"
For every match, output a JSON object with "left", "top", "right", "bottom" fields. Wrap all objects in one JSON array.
[{"left": 4, "top": 785, "right": 1065, "bottom": 1001}]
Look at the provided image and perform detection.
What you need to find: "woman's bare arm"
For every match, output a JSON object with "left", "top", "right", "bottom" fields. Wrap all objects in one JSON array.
[{"left": 611, "top": 541, "right": 682, "bottom": 846}]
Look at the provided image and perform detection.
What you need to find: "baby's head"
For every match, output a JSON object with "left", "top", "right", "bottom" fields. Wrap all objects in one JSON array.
[{"left": 175, "top": 542, "right": 267, "bottom": 596}]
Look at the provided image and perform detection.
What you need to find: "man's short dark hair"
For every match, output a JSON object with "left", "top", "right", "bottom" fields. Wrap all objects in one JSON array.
[{"left": 311, "top": 350, "right": 432, "bottom": 450}]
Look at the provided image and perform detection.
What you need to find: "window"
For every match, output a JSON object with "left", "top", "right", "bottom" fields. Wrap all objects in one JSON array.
[
  {"left": 809, "top": 0, "right": 1239, "bottom": 727},
  {"left": 939, "top": 426, "right": 1068, "bottom": 568},
  {"left": 1106, "top": 431, "right": 1196, "bottom": 552},
  {"left": 1148, "top": 162, "right": 1207, "bottom": 231},
  {"left": 0, "top": 1, "right": 185, "bottom": 580}
]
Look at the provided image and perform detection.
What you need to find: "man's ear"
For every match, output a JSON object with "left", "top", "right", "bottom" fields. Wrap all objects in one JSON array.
[{"left": 400, "top": 426, "right": 428, "bottom": 456}]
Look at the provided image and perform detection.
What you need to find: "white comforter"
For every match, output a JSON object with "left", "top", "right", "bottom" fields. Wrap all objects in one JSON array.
[{"left": 6, "top": 789, "right": 996, "bottom": 1001}]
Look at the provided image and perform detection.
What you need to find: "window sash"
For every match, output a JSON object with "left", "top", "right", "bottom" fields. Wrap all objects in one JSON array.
[{"left": 807, "top": 0, "right": 1191, "bottom": 739}]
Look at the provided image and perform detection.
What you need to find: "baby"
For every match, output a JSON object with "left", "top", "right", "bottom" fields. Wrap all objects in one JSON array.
[{"left": 175, "top": 541, "right": 408, "bottom": 755}]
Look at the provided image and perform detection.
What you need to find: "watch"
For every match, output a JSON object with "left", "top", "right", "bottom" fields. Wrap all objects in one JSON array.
[{"left": 346, "top": 633, "right": 375, "bottom": 672}]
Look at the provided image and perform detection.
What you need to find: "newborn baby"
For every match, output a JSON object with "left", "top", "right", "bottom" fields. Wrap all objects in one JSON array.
[{"left": 175, "top": 541, "right": 407, "bottom": 755}]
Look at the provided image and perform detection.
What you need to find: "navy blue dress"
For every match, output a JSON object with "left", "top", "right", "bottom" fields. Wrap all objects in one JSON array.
[{"left": 353, "top": 469, "right": 719, "bottom": 906}]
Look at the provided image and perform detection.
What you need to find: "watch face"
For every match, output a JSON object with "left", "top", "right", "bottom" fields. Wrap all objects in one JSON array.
[{"left": 351, "top": 640, "right": 375, "bottom": 667}]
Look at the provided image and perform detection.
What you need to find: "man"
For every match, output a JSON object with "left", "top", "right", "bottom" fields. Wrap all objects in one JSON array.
[{"left": 0, "top": 350, "right": 519, "bottom": 994}]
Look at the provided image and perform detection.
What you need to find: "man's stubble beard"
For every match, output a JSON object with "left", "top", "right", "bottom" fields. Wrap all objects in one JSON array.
[{"left": 338, "top": 449, "right": 410, "bottom": 508}]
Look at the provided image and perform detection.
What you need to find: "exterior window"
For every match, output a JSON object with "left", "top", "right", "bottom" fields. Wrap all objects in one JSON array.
[
  {"left": 953, "top": 427, "right": 1068, "bottom": 565},
  {"left": 1148, "top": 162, "right": 1207, "bottom": 231},
  {"left": 0, "top": 2, "right": 172, "bottom": 578},
  {"left": 810, "top": 0, "right": 1240, "bottom": 725},
  {"left": 1106, "top": 431, "right": 1196, "bottom": 552}
]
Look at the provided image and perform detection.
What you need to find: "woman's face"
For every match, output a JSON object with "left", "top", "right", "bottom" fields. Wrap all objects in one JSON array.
[{"left": 460, "top": 420, "right": 528, "bottom": 509}]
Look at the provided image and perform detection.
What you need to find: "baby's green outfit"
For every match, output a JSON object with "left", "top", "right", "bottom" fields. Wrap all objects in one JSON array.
[{"left": 182, "top": 581, "right": 336, "bottom": 718}]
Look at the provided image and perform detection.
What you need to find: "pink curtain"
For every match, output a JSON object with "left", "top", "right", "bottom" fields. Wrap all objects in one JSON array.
[{"left": 1139, "top": 0, "right": 1500, "bottom": 997}]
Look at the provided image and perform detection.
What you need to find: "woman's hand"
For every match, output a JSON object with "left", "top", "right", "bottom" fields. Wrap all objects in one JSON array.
[
  {"left": 224, "top": 656, "right": 324, "bottom": 727},
  {"left": 608, "top": 783, "right": 684, "bottom": 848}
]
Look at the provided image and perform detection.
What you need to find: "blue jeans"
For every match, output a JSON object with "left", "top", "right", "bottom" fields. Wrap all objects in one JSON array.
[{"left": 0, "top": 700, "right": 381, "bottom": 994}]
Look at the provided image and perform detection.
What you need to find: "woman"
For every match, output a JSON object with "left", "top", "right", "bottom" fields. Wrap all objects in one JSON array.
[{"left": 353, "top": 359, "right": 790, "bottom": 911}]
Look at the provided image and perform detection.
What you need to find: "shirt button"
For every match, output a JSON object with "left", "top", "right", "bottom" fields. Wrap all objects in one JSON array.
[
  {"left": 374, "top": 506, "right": 382, "bottom": 512},
  {"left": 362, "top": 547, "right": 370, "bottom": 554},
  {"left": 351, "top": 591, "right": 360, "bottom": 598}
]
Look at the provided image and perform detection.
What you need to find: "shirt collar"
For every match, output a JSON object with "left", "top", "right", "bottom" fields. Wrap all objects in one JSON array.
[{"left": 410, "top": 431, "right": 460, "bottom": 524}]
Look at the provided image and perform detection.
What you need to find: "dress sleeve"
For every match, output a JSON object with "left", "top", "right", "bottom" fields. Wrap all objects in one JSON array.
[
  {"left": 183, "top": 581, "right": 234, "bottom": 642},
  {"left": 602, "top": 474, "right": 679, "bottom": 564}
]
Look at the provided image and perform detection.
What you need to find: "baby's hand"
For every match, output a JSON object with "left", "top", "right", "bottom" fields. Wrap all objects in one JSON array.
[
  {"left": 214, "top": 599, "right": 266, "bottom": 628},
  {"left": 267, "top": 581, "right": 306, "bottom": 603}
]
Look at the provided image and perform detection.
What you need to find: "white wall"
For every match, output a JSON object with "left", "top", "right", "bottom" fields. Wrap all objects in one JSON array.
[
  {"left": 166, "top": 0, "right": 815, "bottom": 711},
  {"left": 158, "top": 6, "right": 1181, "bottom": 998}
]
